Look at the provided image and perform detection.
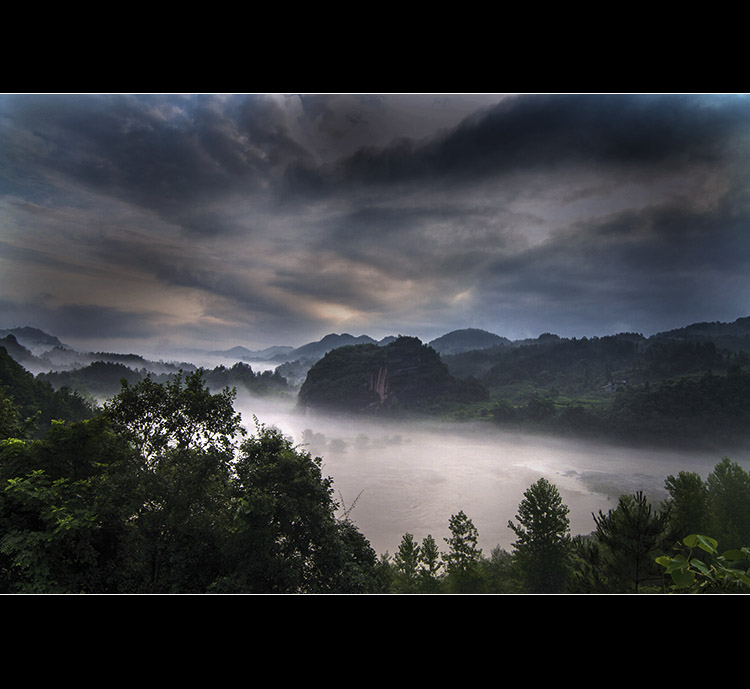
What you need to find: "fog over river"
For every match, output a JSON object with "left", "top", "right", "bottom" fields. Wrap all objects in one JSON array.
[{"left": 235, "top": 392, "right": 750, "bottom": 558}]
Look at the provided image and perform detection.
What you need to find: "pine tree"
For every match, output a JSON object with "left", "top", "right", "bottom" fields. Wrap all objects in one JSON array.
[
  {"left": 443, "top": 511, "right": 484, "bottom": 593},
  {"left": 508, "top": 478, "right": 571, "bottom": 593}
]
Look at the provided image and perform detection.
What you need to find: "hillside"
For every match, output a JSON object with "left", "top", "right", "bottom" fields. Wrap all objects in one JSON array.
[
  {"left": 0, "top": 345, "right": 94, "bottom": 435},
  {"left": 428, "top": 328, "right": 511, "bottom": 355},
  {"left": 297, "top": 336, "right": 488, "bottom": 415},
  {"left": 0, "top": 327, "right": 69, "bottom": 355}
]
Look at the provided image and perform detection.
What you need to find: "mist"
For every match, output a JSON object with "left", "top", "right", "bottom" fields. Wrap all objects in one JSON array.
[{"left": 233, "top": 391, "right": 745, "bottom": 557}]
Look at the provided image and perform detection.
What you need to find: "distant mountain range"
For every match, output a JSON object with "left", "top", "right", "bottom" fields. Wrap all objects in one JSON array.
[
  {"left": 208, "top": 344, "right": 295, "bottom": 361},
  {"left": 3, "top": 317, "right": 750, "bottom": 378},
  {"left": 3, "top": 317, "right": 748, "bottom": 447},
  {"left": 0, "top": 327, "right": 69, "bottom": 356}
]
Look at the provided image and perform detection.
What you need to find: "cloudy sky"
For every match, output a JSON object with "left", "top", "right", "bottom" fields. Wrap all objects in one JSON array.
[{"left": 1, "top": 93, "right": 749, "bottom": 354}]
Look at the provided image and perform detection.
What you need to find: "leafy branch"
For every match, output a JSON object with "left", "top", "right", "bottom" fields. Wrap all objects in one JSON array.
[{"left": 656, "top": 534, "right": 750, "bottom": 592}]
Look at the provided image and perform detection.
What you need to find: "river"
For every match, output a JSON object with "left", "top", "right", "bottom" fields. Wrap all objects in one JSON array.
[{"left": 235, "top": 392, "right": 750, "bottom": 558}]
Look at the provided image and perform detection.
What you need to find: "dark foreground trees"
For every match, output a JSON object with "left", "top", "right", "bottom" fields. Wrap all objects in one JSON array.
[
  {"left": 0, "top": 372, "right": 381, "bottom": 593},
  {"left": 508, "top": 478, "right": 572, "bottom": 593},
  {"left": 572, "top": 491, "right": 671, "bottom": 593}
]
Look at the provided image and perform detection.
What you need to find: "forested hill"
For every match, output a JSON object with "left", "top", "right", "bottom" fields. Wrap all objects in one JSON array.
[
  {"left": 441, "top": 327, "right": 748, "bottom": 397},
  {"left": 297, "top": 336, "right": 488, "bottom": 415},
  {"left": 439, "top": 324, "right": 750, "bottom": 448},
  {"left": 428, "top": 328, "right": 511, "bottom": 355},
  {"left": 0, "top": 345, "right": 94, "bottom": 437}
]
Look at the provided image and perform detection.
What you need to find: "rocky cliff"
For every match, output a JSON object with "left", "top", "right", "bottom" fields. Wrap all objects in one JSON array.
[{"left": 297, "top": 336, "right": 489, "bottom": 415}]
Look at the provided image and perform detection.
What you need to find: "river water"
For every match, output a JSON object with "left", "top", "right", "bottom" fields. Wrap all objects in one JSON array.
[{"left": 236, "top": 393, "right": 750, "bottom": 558}]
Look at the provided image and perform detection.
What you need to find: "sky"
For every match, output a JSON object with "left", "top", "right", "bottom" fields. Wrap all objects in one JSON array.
[{"left": 1, "top": 93, "right": 749, "bottom": 355}]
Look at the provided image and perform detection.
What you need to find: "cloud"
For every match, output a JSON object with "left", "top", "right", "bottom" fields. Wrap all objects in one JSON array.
[{"left": 1, "top": 93, "right": 748, "bottom": 350}]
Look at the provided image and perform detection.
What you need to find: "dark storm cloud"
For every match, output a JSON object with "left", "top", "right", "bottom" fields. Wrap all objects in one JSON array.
[
  {"left": 332, "top": 94, "right": 750, "bottom": 188},
  {"left": 471, "top": 188, "right": 750, "bottom": 336},
  {"left": 0, "top": 94, "right": 314, "bottom": 236}
]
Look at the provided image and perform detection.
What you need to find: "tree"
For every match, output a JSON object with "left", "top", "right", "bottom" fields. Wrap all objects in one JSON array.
[
  {"left": 392, "top": 532, "right": 422, "bottom": 593},
  {"left": 663, "top": 470, "right": 709, "bottom": 543},
  {"left": 508, "top": 478, "right": 571, "bottom": 593},
  {"left": 0, "top": 372, "right": 381, "bottom": 593},
  {"left": 0, "top": 390, "right": 25, "bottom": 441},
  {"left": 103, "top": 371, "right": 244, "bottom": 593},
  {"left": 705, "top": 457, "right": 750, "bottom": 551},
  {"left": 483, "top": 546, "right": 519, "bottom": 593},
  {"left": 221, "top": 420, "right": 379, "bottom": 593},
  {"left": 104, "top": 370, "right": 244, "bottom": 466},
  {"left": 418, "top": 534, "right": 444, "bottom": 593},
  {"left": 578, "top": 491, "right": 670, "bottom": 593},
  {"left": 443, "top": 511, "right": 484, "bottom": 593},
  {"left": 0, "top": 417, "right": 139, "bottom": 593}
]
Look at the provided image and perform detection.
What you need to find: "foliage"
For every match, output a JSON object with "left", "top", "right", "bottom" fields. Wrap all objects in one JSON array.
[
  {"left": 223, "top": 419, "right": 378, "bottom": 593},
  {"left": 0, "top": 417, "right": 139, "bottom": 593},
  {"left": 704, "top": 457, "right": 750, "bottom": 551},
  {"left": 417, "top": 534, "right": 444, "bottom": 592},
  {"left": 392, "top": 532, "right": 422, "bottom": 593},
  {"left": 508, "top": 478, "right": 571, "bottom": 593},
  {"left": 656, "top": 534, "right": 750, "bottom": 592},
  {"left": 0, "top": 372, "right": 381, "bottom": 593},
  {"left": 574, "top": 491, "right": 670, "bottom": 593},
  {"left": 663, "top": 458, "right": 750, "bottom": 552},
  {"left": 0, "top": 346, "right": 94, "bottom": 436},
  {"left": 663, "top": 470, "right": 710, "bottom": 542},
  {"left": 443, "top": 510, "right": 484, "bottom": 592},
  {"left": 104, "top": 370, "right": 244, "bottom": 466}
]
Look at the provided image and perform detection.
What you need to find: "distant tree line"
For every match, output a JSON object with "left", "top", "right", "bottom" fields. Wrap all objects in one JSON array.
[
  {"left": 37, "top": 359, "right": 293, "bottom": 401},
  {"left": 488, "top": 365, "right": 750, "bottom": 448}
]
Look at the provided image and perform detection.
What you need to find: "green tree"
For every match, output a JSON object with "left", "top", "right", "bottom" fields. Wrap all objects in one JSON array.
[
  {"left": 705, "top": 457, "right": 750, "bottom": 551},
  {"left": 483, "top": 546, "right": 519, "bottom": 593},
  {"left": 508, "top": 478, "right": 571, "bottom": 593},
  {"left": 576, "top": 491, "right": 670, "bottom": 593},
  {"left": 0, "top": 417, "right": 139, "bottom": 593},
  {"left": 418, "top": 534, "right": 444, "bottom": 593},
  {"left": 104, "top": 370, "right": 244, "bottom": 466},
  {"left": 443, "top": 511, "right": 484, "bottom": 593},
  {"left": 221, "top": 421, "right": 379, "bottom": 593},
  {"left": 392, "top": 532, "right": 422, "bottom": 593},
  {"left": 103, "top": 371, "right": 243, "bottom": 593},
  {"left": 663, "top": 470, "right": 709, "bottom": 543},
  {"left": 0, "top": 371, "right": 381, "bottom": 593},
  {"left": 0, "top": 390, "right": 25, "bottom": 441}
]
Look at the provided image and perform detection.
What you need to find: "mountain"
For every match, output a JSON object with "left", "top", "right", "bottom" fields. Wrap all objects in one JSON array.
[
  {"left": 653, "top": 316, "right": 750, "bottom": 352},
  {"left": 0, "top": 343, "right": 94, "bottom": 434},
  {"left": 428, "top": 328, "right": 511, "bottom": 355},
  {"left": 284, "top": 333, "right": 388, "bottom": 363},
  {"left": 208, "top": 344, "right": 295, "bottom": 361},
  {"left": 0, "top": 327, "right": 69, "bottom": 356},
  {"left": 0, "top": 334, "right": 39, "bottom": 368},
  {"left": 297, "top": 336, "right": 489, "bottom": 415}
]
